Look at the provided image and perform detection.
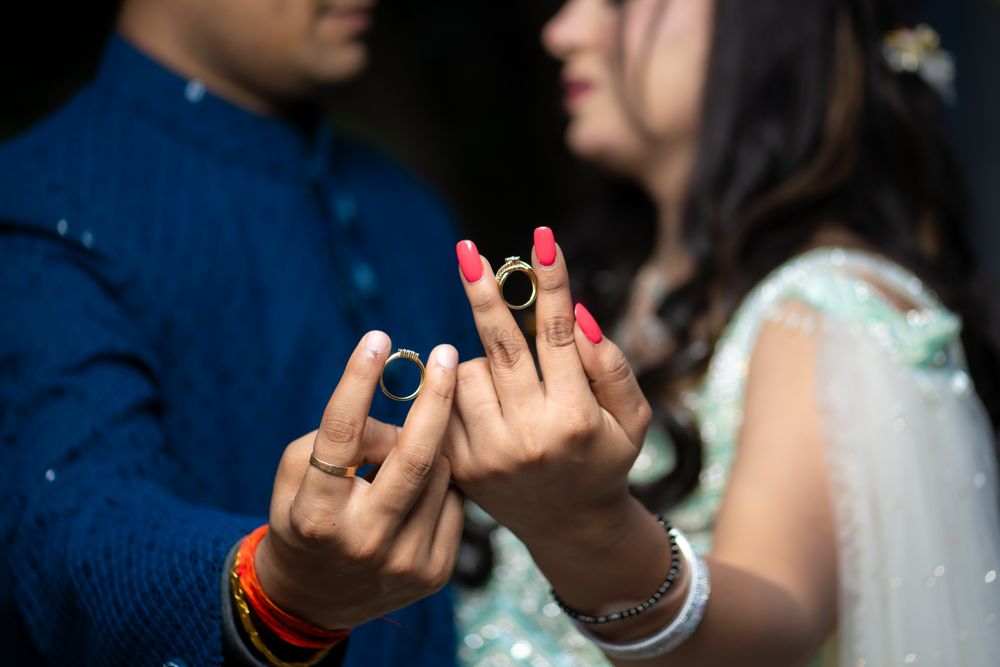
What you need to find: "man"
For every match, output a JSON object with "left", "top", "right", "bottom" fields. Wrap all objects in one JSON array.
[{"left": 0, "top": 0, "right": 476, "bottom": 664}]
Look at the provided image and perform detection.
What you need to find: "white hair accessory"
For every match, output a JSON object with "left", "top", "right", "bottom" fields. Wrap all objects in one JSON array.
[{"left": 882, "top": 24, "right": 956, "bottom": 103}]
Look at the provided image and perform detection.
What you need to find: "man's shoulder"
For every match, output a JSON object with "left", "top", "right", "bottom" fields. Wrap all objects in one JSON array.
[
  {"left": 0, "top": 84, "right": 106, "bottom": 170},
  {"left": 0, "top": 85, "right": 112, "bottom": 227}
]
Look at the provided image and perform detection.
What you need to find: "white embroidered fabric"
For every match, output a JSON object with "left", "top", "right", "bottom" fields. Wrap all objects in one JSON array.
[{"left": 816, "top": 315, "right": 1000, "bottom": 666}]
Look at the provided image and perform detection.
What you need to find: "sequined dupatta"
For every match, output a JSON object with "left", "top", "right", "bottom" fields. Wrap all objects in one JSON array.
[
  {"left": 692, "top": 248, "right": 1000, "bottom": 666},
  {"left": 811, "top": 265, "right": 1000, "bottom": 666}
]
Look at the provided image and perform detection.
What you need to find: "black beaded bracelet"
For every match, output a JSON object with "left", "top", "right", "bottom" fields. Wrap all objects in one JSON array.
[{"left": 551, "top": 516, "right": 682, "bottom": 625}]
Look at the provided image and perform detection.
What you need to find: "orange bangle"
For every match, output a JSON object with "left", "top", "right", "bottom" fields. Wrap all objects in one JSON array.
[{"left": 235, "top": 526, "right": 351, "bottom": 650}]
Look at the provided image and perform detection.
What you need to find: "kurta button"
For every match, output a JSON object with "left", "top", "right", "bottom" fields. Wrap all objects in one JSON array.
[{"left": 184, "top": 79, "right": 206, "bottom": 103}]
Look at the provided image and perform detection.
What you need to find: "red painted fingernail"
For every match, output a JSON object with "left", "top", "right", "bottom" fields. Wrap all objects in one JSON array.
[
  {"left": 575, "top": 303, "right": 603, "bottom": 344},
  {"left": 456, "top": 240, "right": 484, "bottom": 283},
  {"left": 534, "top": 226, "right": 557, "bottom": 267}
]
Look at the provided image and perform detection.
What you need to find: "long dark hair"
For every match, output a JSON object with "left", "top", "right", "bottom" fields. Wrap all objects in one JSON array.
[{"left": 567, "top": 0, "right": 1000, "bottom": 512}]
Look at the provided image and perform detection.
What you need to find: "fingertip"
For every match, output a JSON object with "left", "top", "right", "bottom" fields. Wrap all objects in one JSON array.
[
  {"left": 362, "top": 330, "right": 392, "bottom": 358},
  {"left": 430, "top": 344, "right": 459, "bottom": 370}
]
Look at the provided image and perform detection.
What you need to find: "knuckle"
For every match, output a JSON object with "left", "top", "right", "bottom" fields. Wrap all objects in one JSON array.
[
  {"left": 399, "top": 447, "right": 436, "bottom": 486},
  {"left": 279, "top": 431, "right": 316, "bottom": 466},
  {"left": 380, "top": 553, "right": 414, "bottom": 580},
  {"left": 320, "top": 411, "right": 363, "bottom": 447},
  {"left": 349, "top": 532, "right": 388, "bottom": 565},
  {"left": 382, "top": 553, "right": 440, "bottom": 590},
  {"left": 483, "top": 330, "right": 525, "bottom": 371},
  {"left": 278, "top": 438, "right": 306, "bottom": 470},
  {"left": 426, "top": 375, "right": 456, "bottom": 405},
  {"left": 467, "top": 454, "right": 515, "bottom": 485},
  {"left": 425, "top": 561, "right": 453, "bottom": 592},
  {"left": 538, "top": 315, "right": 576, "bottom": 350},
  {"left": 469, "top": 292, "right": 497, "bottom": 317},
  {"left": 350, "top": 543, "right": 381, "bottom": 566},
  {"left": 463, "top": 457, "right": 498, "bottom": 484},
  {"left": 635, "top": 399, "right": 654, "bottom": 430},
  {"left": 485, "top": 454, "right": 515, "bottom": 478},
  {"left": 561, "top": 423, "right": 589, "bottom": 443},
  {"left": 288, "top": 502, "right": 332, "bottom": 549},
  {"left": 279, "top": 442, "right": 297, "bottom": 468},
  {"left": 560, "top": 407, "right": 599, "bottom": 441},
  {"left": 458, "top": 358, "right": 490, "bottom": 385},
  {"left": 603, "top": 349, "right": 635, "bottom": 385},
  {"left": 519, "top": 441, "right": 551, "bottom": 467},
  {"left": 538, "top": 270, "right": 570, "bottom": 296}
]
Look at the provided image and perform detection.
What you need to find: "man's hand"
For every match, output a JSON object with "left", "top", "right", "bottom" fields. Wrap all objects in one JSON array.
[{"left": 254, "top": 331, "right": 464, "bottom": 630}]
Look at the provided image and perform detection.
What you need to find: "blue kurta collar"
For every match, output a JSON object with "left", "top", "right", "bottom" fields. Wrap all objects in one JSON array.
[{"left": 93, "top": 34, "right": 331, "bottom": 178}]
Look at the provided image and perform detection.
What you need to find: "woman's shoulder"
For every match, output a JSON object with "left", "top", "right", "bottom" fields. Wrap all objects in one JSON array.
[
  {"left": 721, "top": 247, "right": 962, "bottom": 369},
  {"left": 697, "top": 247, "right": 963, "bottom": 448}
]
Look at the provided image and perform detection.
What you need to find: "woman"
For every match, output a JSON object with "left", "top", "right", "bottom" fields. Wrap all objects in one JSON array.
[{"left": 449, "top": 0, "right": 1000, "bottom": 665}]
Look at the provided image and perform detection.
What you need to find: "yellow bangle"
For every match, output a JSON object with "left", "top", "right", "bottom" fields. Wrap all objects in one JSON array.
[{"left": 230, "top": 553, "right": 333, "bottom": 667}]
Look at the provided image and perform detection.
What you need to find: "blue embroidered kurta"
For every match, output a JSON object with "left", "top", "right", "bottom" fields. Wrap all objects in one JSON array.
[{"left": 0, "top": 36, "right": 476, "bottom": 666}]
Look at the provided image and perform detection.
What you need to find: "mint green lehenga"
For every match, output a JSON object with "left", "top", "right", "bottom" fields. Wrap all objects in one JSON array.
[{"left": 456, "top": 248, "right": 1000, "bottom": 667}]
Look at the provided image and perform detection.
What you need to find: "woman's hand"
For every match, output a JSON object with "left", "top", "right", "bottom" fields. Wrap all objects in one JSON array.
[
  {"left": 253, "top": 332, "right": 465, "bottom": 630},
  {"left": 447, "top": 228, "right": 653, "bottom": 548}
]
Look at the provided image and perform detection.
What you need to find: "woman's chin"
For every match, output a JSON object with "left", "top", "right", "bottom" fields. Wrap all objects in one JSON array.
[{"left": 566, "top": 131, "right": 641, "bottom": 179}]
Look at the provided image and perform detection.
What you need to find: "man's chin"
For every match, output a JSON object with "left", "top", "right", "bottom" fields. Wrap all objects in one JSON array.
[{"left": 312, "top": 44, "right": 369, "bottom": 84}]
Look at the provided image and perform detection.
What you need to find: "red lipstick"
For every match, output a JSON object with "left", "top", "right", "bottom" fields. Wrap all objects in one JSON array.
[{"left": 562, "top": 77, "right": 594, "bottom": 109}]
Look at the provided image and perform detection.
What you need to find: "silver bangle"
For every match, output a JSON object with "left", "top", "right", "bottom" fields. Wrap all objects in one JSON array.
[{"left": 574, "top": 528, "right": 711, "bottom": 660}]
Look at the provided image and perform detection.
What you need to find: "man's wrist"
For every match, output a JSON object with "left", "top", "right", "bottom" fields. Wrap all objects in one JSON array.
[
  {"left": 252, "top": 532, "right": 331, "bottom": 628},
  {"left": 230, "top": 528, "right": 351, "bottom": 665}
]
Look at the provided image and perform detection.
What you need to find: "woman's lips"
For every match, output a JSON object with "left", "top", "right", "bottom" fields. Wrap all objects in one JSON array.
[{"left": 562, "top": 78, "right": 594, "bottom": 109}]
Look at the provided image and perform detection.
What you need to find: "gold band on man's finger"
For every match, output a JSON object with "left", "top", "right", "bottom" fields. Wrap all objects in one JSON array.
[{"left": 308, "top": 453, "right": 358, "bottom": 478}]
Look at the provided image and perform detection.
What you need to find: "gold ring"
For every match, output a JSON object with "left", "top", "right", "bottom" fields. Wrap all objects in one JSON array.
[
  {"left": 495, "top": 256, "right": 537, "bottom": 311},
  {"left": 309, "top": 453, "right": 358, "bottom": 478},
  {"left": 380, "top": 348, "right": 426, "bottom": 402}
]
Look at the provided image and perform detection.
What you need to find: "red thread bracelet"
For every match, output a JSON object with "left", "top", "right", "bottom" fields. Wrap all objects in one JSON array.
[{"left": 236, "top": 526, "right": 351, "bottom": 649}]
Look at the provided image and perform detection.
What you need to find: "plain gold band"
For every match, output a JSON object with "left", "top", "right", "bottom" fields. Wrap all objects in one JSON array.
[
  {"left": 380, "top": 349, "right": 426, "bottom": 402},
  {"left": 308, "top": 453, "right": 358, "bottom": 478},
  {"left": 495, "top": 256, "right": 538, "bottom": 311}
]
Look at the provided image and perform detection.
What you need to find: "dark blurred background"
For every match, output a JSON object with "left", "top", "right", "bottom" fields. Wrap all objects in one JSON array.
[{"left": 2, "top": 1, "right": 998, "bottom": 276}]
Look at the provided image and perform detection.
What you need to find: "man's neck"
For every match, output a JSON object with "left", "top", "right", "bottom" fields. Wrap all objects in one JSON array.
[{"left": 116, "top": 7, "right": 281, "bottom": 117}]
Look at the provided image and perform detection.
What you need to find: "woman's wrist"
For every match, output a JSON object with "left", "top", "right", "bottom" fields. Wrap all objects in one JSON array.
[
  {"left": 578, "top": 529, "right": 709, "bottom": 659},
  {"left": 522, "top": 495, "right": 690, "bottom": 642},
  {"left": 516, "top": 489, "right": 637, "bottom": 551},
  {"left": 553, "top": 517, "right": 684, "bottom": 625}
]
